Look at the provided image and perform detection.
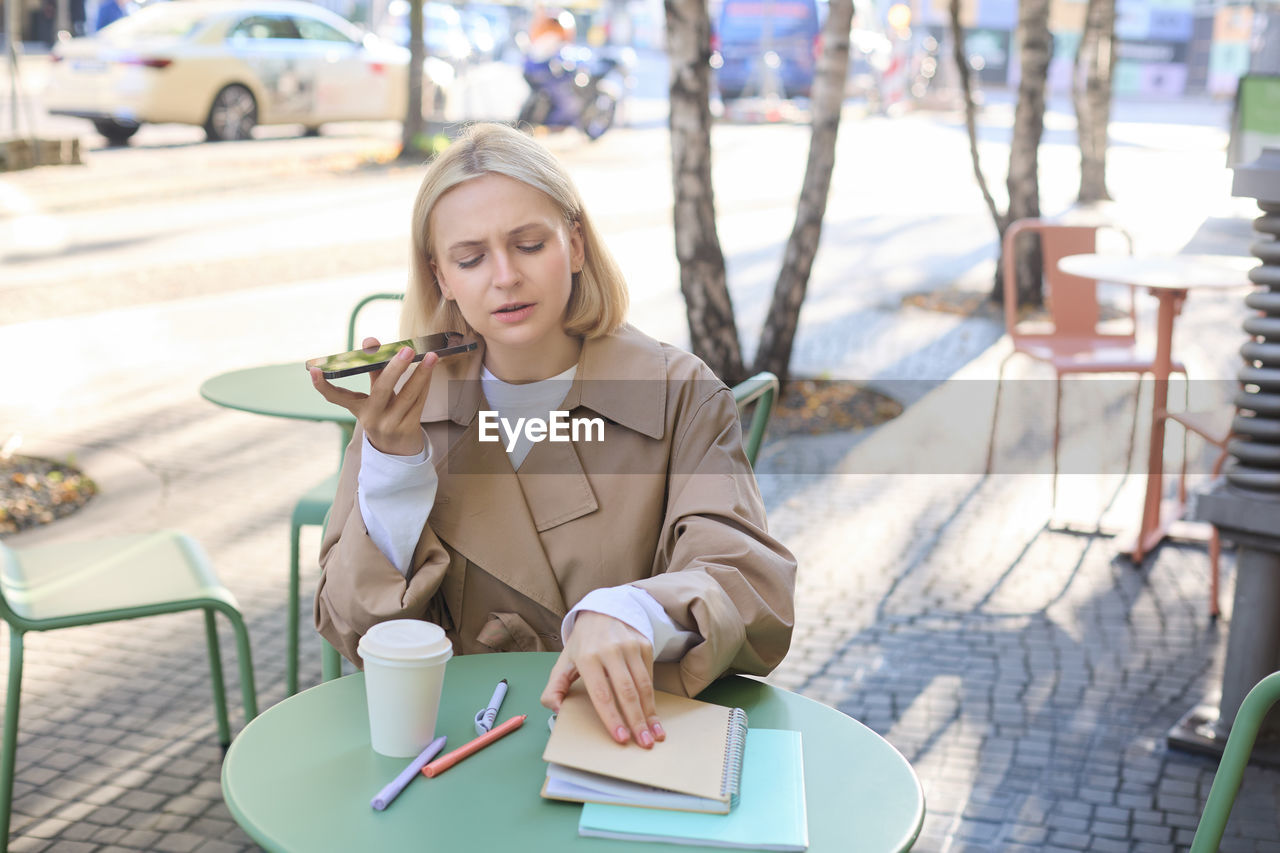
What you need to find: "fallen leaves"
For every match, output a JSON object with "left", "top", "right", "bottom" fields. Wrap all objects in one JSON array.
[
  {"left": 1, "top": 455, "right": 98, "bottom": 535},
  {"left": 767, "top": 379, "right": 903, "bottom": 436}
]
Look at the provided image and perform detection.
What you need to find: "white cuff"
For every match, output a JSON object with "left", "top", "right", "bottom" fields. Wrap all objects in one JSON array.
[
  {"left": 356, "top": 429, "right": 436, "bottom": 577},
  {"left": 561, "top": 586, "right": 701, "bottom": 662}
]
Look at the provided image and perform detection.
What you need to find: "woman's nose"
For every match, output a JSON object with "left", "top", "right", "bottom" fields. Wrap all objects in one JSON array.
[{"left": 488, "top": 249, "right": 518, "bottom": 287}]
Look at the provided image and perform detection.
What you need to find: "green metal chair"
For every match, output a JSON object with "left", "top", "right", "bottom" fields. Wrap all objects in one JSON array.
[
  {"left": 731, "top": 372, "right": 780, "bottom": 467},
  {"left": 1190, "top": 670, "right": 1280, "bottom": 852},
  {"left": 0, "top": 530, "right": 258, "bottom": 850},
  {"left": 288, "top": 292, "right": 404, "bottom": 694}
]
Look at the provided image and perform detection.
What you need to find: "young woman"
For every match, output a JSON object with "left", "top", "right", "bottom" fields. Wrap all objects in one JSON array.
[{"left": 310, "top": 123, "right": 795, "bottom": 750}]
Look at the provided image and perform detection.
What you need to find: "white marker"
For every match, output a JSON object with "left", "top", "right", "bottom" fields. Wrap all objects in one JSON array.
[{"left": 474, "top": 678, "right": 509, "bottom": 735}]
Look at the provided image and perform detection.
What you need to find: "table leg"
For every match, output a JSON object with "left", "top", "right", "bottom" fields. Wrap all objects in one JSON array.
[{"left": 1124, "top": 288, "right": 1186, "bottom": 562}]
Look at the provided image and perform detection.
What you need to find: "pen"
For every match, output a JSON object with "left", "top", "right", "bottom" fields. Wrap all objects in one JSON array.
[
  {"left": 474, "top": 678, "right": 509, "bottom": 735},
  {"left": 422, "top": 714, "right": 527, "bottom": 778},
  {"left": 370, "top": 735, "right": 447, "bottom": 811}
]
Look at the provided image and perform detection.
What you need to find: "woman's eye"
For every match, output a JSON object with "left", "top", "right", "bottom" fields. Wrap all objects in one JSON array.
[
  {"left": 457, "top": 256, "right": 482, "bottom": 269},
  {"left": 518, "top": 242, "right": 545, "bottom": 254}
]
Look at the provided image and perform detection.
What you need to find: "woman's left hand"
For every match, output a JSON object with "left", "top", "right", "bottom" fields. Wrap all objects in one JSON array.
[{"left": 540, "top": 612, "right": 665, "bottom": 749}]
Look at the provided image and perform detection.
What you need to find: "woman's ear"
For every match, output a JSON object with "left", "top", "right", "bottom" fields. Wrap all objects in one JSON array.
[
  {"left": 569, "top": 221, "right": 585, "bottom": 274},
  {"left": 431, "top": 261, "right": 453, "bottom": 300}
]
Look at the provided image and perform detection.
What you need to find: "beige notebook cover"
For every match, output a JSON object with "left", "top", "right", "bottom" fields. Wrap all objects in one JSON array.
[{"left": 541, "top": 683, "right": 748, "bottom": 814}]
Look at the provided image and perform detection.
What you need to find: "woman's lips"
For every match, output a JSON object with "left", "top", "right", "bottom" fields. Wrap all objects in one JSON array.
[{"left": 492, "top": 303, "right": 534, "bottom": 323}]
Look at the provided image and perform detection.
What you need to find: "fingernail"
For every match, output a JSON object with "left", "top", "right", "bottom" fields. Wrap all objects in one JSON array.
[
  {"left": 614, "top": 726, "right": 630, "bottom": 743},
  {"left": 638, "top": 730, "right": 654, "bottom": 748},
  {"left": 651, "top": 722, "right": 665, "bottom": 741},
  {"left": 397, "top": 346, "right": 413, "bottom": 361}
]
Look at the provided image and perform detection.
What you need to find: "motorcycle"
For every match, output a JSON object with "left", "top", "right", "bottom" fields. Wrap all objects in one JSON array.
[{"left": 517, "top": 45, "right": 633, "bottom": 141}]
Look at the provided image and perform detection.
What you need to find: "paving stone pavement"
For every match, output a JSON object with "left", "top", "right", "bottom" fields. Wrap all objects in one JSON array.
[
  {"left": 5, "top": 279, "right": 1278, "bottom": 853},
  {"left": 3, "top": 136, "right": 1280, "bottom": 852}
]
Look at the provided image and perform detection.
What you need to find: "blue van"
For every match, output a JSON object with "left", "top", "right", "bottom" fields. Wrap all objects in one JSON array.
[{"left": 712, "top": 0, "right": 821, "bottom": 101}]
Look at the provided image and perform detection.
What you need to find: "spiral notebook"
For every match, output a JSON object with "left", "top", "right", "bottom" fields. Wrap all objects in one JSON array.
[{"left": 541, "top": 684, "right": 748, "bottom": 814}]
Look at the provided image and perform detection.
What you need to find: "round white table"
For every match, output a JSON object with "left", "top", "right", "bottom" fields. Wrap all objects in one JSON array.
[{"left": 1057, "top": 253, "right": 1254, "bottom": 561}]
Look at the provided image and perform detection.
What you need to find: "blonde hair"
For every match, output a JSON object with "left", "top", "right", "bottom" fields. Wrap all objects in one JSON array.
[{"left": 400, "top": 123, "right": 629, "bottom": 340}]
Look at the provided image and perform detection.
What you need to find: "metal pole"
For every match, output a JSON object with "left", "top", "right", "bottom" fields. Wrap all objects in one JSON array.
[
  {"left": 1219, "top": 547, "right": 1280, "bottom": 728},
  {"left": 7, "top": 0, "right": 21, "bottom": 137},
  {"left": 1170, "top": 147, "right": 1280, "bottom": 763},
  {"left": 55, "top": 0, "right": 70, "bottom": 39}
]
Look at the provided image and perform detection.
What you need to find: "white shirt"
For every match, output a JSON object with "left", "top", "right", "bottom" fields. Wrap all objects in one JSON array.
[{"left": 356, "top": 366, "right": 699, "bottom": 660}]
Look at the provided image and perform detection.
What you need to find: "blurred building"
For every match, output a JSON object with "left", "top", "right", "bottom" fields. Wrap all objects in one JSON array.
[{"left": 900, "top": 0, "right": 1280, "bottom": 97}]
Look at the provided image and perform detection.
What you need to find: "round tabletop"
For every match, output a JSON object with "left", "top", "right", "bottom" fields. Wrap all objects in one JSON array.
[
  {"left": 1058, "top": 253, "right": 1256, "bottom": 291},
  {"left": 200, "top": 362, "right": 359, "bottom": 425},
  {"left": 222, "top": 653, "right": 925, "bottom": 853}
]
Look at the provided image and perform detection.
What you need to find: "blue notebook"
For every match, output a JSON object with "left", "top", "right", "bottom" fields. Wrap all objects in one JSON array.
[{"left": 578, "top": 728, "right": 808, "bottom": 851}]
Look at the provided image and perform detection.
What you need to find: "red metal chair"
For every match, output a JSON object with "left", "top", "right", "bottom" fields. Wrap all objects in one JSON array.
[
  {"left": 1161, "top": 407, "right": 1233, "bottom": 620},
  {"left": 986, "top": 219, "right": 1187, "bottom": 509}
]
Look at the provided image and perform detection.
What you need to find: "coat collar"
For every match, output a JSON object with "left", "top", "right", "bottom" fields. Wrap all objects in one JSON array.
[
  {"left": 419, "top": 324, "right": 671, "bottom": 617},
  {"left": 421, "top": 323, "right": 669, "bottom": 439}
]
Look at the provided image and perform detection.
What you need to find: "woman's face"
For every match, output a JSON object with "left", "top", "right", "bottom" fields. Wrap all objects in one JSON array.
[{"left": 429, "top": 172, "right": 585, "bottom": 381}]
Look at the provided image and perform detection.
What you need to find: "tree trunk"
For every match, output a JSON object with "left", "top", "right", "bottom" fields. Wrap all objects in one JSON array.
[
  {"left": 950, "top": 0, "right": 1017, "bottom": 303},
  {"left": 949, "top": 0, "right": 1005, "bottom": 236},
  {"left": 752, "top": 0, "right": 854, "bottom": 382},
  {"left": 665, "top": 0, "right": 744, "bottom": 383},
  {"left": 1004, "top": 0, "right": 1052, "bottom": 307},
  {"left": 1073, "top": 0, "right": 1115, "bottom": 202},
  {"left": 399, "top": 0, "right": 425, "bottom": 159}
]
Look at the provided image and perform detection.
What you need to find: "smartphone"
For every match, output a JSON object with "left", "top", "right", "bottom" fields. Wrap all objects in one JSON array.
[{"left": 305, "top": 332, "right": 478, "bottom": 379}]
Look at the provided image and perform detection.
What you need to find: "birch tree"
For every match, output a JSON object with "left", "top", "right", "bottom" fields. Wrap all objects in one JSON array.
[
  {"left": 400, "top": 0, "right": 425, "bottom": 158},
  {"left": 949, "top": 0, "right": 1052, "bottom": 305},
  {"left": 664, "top": 0, "right": 855, "bottom": 383},
  {"left": 1073, "top": 0, "right": 1116, "bottom": 201}
]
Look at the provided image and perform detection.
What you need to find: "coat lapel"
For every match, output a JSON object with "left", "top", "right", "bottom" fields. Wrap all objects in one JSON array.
[
  {"left": 428, "top": 419, "right": 570, "bottom": 616},
  {"left": 420, "top": 341, "right": 570, "bottom": 617},
  {"left": 517, "top": 435, "right": 597, "bottom": 532},
  {"left": 415, "top": 324, "right": 678, "bottom": 618}
]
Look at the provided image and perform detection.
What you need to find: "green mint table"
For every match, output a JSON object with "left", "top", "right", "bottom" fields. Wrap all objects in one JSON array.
[
  {"left": 199, "top": 362, "right": 360, "bottom": 428},
  {"left": 221, "top": 652, "right": 924, "bottom": 852},
  {"left": 200, "top": 362, "right": 361, "bottom": 692}
]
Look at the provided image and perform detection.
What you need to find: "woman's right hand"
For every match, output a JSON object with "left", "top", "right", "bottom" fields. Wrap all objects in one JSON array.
[{"left": 308, "top": 338, "right": 438, "bottom": 456}]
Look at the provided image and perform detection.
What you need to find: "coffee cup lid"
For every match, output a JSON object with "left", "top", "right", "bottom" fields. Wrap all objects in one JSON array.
[{"left": 358, "top": 619, "right": 453, "bottom": 664}]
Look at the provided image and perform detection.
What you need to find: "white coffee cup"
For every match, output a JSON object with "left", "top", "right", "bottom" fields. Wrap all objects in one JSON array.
[{"left": 358, "top": 619, "right": 454, "bottom": 758}]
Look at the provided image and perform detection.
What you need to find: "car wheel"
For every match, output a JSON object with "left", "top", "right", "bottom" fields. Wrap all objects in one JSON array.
[
  {"left": 303, "top": 126, "right": 322, "bottom": 137},
  {"left": 205, "top": 84, "right": 258, "bottom": 142},
  {"left": 92, "top": 118, "right": 141, "bottom": 145}
]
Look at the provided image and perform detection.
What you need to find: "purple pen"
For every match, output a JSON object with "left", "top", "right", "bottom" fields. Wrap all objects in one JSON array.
[{"left": 371, "top": 735, "right": 447, "bottom": 811}]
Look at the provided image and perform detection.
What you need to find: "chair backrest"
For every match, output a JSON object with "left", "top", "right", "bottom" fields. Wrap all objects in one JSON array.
[
  {"left": 731, "top": 372, "right": 779, "bottom": 467},
  {"left": 1002, "top": 218, "right": 1135, "bottom": 339},
  {"left": 0, "top": 543, "right": 22, "bottom": 628},
  {"left": 1190, "top": 670, "right": 1280, "bottom": 852},
  {"left": 336, "top": 293, "right": 407, "bottom": 447},
  {"left": 347, "top": 292, "right": 407, "bottom": 350}
]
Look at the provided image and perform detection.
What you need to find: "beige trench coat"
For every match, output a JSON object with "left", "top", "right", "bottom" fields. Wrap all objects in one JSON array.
[{"left": 314, "top": 324, "right": 796, "bottom": 697}]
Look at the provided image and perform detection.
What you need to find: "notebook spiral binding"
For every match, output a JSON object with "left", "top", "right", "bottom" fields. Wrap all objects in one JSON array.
[{"left": 720, "top": 708, "right": 750, "bottom": 808}]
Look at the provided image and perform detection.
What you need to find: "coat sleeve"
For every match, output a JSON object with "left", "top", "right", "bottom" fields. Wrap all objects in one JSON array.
[
  {"left": 313, "top": 424, "right": 454, "bottom": 665},
  {"left": 630, "top": 385, "right": 796, "bottom": 698}
]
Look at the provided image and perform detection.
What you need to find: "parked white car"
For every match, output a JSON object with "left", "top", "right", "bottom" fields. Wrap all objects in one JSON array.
[{"left": 45, "top": 0, "right": 454, "bottom": 144}]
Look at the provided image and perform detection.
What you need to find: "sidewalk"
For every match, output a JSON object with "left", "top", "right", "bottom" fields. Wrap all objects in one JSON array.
[{"left": 2, "top": 128, "right": 1279, "bottom": 852}]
